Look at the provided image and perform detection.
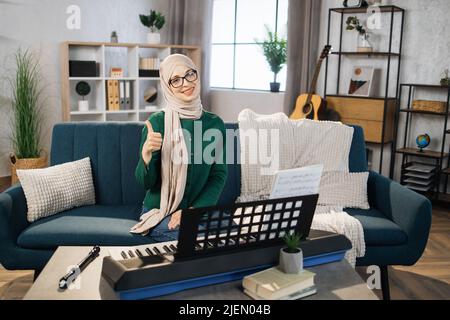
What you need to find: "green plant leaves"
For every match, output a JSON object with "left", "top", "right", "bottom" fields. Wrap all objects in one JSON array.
[
  {"left": 256, "top": 25, "right": 287, "bottom": 82},
  {"left": 140, "top": 10, "right": 165, "bottom": 33},
  {"left": 346, "top": 16, "right": 366, "bottom": 35},
  {"left": 9, "top": 49, "right": 43, "bottom": 159},
  {"left": 283, "top": 232, "right": 302, "bottom": 253}
]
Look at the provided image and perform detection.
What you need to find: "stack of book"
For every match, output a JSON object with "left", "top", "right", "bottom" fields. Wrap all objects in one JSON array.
[
  {"left": 139, "top": 57, "right": 160, "bottom": 77},
  {"left": 242, "top": 267, "right": 316, "bottom": 300}
]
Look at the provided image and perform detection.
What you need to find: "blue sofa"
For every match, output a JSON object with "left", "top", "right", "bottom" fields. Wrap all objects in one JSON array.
[{"left": 0, "top": 122, "right": 432, "bottom": 299}]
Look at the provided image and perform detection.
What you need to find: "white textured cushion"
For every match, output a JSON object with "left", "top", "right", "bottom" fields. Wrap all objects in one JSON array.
[
  {"left": 318, "top": 171, "right": 370, "bottom": 210},
  {"left": 17, "top": 157, "right": 96, "bottom": 223}
]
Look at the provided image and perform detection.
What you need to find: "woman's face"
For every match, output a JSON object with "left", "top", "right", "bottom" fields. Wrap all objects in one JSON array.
[{"left": 169, "top": 66, "right": 199, "bottom": 103}]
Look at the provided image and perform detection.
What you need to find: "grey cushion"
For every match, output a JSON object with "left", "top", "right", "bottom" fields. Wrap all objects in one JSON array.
[
  {"left": 346, "top": 208, "right": 408, "bottom": 246},
  {"left": 18, "top": 205, "right": 156, "bottom": 249}
]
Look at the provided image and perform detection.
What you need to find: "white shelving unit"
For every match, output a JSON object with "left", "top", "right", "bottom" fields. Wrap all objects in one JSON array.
[{"left": 60, "top": 41, "right": 201, "bottom": 122}]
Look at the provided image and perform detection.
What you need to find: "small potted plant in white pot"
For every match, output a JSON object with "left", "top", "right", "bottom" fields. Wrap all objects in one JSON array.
[
  {"left": 279, "top": 233, "right": 303, "bottom": 274},
  {"left": 140, "top": 10, "right": 166, "bottom": 44}
]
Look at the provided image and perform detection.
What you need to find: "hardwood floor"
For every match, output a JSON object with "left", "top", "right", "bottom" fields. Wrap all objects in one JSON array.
[
  {"left": 0, "top": 270, "right": 33, "bottom": 300},
  {"left": 357, "top": 205, "right": 450, "bottom": 300},
  {"left": 1, "top": 207, "right": 449, "bottom": 300}
]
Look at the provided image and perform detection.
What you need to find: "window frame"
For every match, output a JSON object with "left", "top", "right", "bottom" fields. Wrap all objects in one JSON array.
[{"left": 210, "top": 0, "right": 286, "bottom": 92}]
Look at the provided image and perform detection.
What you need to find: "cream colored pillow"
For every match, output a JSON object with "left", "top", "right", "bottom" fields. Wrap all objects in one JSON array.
[
  {"left": 17, "top": 157, "right": 96, "bottom": 223},
  {"left": 318, "top": 171, "right": 370, "bottom": 210}
]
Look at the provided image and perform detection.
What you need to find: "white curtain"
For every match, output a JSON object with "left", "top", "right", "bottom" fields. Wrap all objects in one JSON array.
[
  {"left": 284, "top": 0, "right": 322, "bottom": 115},
  {"left": 167, "top": 0, "right": 213, "bottom": 109}
]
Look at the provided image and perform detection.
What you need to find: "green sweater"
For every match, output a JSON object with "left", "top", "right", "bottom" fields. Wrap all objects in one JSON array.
[{"left": 135, "top": 110, "right": 228, "bottom": 211}]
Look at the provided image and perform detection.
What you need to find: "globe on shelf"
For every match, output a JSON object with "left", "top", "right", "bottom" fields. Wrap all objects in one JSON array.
[{"left": 416, "top": 134, "right": 431, "bottom": 152}]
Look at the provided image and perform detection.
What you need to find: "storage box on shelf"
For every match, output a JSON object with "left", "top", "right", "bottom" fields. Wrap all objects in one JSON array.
[
  {"left": 327, "top": 95, "right": 396, "bottom": 144},
  {"left": 412, "top": 100, "right": 447, "bottom": 113},
  {"left": 391, "top": 83, "right": 450, "bottom": 201},
  {"left": 60, "top": 41, "right": 201, "bottom": 122}
]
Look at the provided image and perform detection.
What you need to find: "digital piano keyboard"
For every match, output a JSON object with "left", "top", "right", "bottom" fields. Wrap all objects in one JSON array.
[{"left": 101, "top": 195, "right": 352, "bottom": 300}]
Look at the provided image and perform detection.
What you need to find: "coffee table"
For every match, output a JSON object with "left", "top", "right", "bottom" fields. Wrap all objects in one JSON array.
[{"left": 24, "top": 246, "right": 378, "bottom": 300}]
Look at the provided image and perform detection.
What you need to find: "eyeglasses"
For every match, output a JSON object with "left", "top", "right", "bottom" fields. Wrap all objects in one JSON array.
[{"left": 168, "top": 69, "right": 198, "bottom": 88}]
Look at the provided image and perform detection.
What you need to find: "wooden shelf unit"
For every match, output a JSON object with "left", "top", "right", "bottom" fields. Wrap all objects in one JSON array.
[
  {"left": 60, "top": 41, "right": 201, "bottom": 122},
  {"left": 391, "top": 84, "right": 450, "bottom": 198},
  {"left": 396, "top": 148, "right": 449, "bottom": 159},
  {"left": 331, "top": 52, "right": 400, "bottom": 57},
  {"left": 330, "top": 5, "right": 404, "bottom": 14},
  {"left": 324, "top": 6, "right": 405, "bottom": 174}
]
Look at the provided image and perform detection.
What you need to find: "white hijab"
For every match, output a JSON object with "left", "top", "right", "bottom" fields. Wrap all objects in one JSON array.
[{"left": 131, "top": 54, "right": 203, "bottom": 235}]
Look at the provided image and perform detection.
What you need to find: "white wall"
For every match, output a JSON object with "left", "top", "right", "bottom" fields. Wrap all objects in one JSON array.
[
  {"left": 0, "top": 0, "right": 169, "bottom": 178},
  {"left": 210, "top": 89, "right": 285, "bottom": 123},
  {"left": 317, "top": 0, "right": 450, "bottom": 179}
]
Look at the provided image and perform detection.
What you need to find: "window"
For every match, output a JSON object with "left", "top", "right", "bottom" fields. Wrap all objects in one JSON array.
[{"left": 210, "top": 0, "right": 288, "bottom": 91}]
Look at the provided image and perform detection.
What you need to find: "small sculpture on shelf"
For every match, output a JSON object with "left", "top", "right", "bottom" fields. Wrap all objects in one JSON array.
[
  {"left": 75, "top": 81, "right": 91, "bottom": 112},
  {"left": 441, "top": 69, "right": 450, "bottom": 86},
  {"left": 144, "top": 86, "right": 158, "bottom": 104},
  {"left": 416, "top": 134, "right": 431, "bottom": 153},
  {"left": 110, "top": 31, "right": 118, "bottom": 43},
  {"left": 343, "top": 0, "right": 368, "bottom": 8}
]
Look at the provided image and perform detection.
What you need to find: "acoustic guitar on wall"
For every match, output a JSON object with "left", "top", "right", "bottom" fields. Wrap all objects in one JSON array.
[{"left": 290, "top": 45, "right": 332, "bottom": 121}]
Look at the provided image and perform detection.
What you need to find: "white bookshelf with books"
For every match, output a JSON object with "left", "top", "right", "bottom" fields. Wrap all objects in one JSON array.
[{"left": 60, "top": 41, "right": 201, "bottom": 122}]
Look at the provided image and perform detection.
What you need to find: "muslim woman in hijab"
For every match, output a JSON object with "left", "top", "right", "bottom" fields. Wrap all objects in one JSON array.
[{"left": 130, "top": 54, "right": 228, "bottom": 240}]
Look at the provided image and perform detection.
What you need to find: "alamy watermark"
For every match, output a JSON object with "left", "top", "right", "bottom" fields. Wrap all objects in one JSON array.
[
  {"left": 366, "top": 5, "right": 382, "bottom": 31},
  {"left": 169, "top": 123, "right": 280, "bottom": 176},
  {"left": 366, "top": 265, "right": 382, "bottom": 290},
  {"left": 66, "top": 5, "right": 81, "bottom": 30}
]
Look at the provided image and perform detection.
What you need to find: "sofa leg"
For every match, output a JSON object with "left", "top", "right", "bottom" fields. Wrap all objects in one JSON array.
[
  {"left": 380, "top": 266, "right": 390, "bottom": 300},
  {"left": 33, "top": 270, "right": 41, "bottom": 282}
]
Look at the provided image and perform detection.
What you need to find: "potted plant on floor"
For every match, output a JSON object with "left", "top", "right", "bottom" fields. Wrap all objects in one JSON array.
[
  {"left": 279, "top": 232, "right": 303, "bottom": 274},
  {"left": 140, "top": 10, "right": 166, "bottom": 44},
  {"left": 257, "top": 25, "right": 287, "bottom": 92},
  {"left": 8, "top": 49, "right": 47, "bottom": 185}
]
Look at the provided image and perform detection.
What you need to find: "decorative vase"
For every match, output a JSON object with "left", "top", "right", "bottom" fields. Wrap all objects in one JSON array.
[
  {"left": 147, "top": 32, "right": 161, "bottom": 44},
  {"left": 279, "top": 247, "right": 303, "bottom": 274},
  {"left": 110, "top": 32, "right": 118, "bottom": 43},
  {"left": 10, "top": 153, "right": 48, "bottom": 185},
  {"left": 78, "top": 100, "right": 89, "bottom": 112},
  {"left": 357, "top": 33, "right": 373, "bottom": 53},
  {"left": 270, "top": 82, "right": 280, "bottom": 92}
]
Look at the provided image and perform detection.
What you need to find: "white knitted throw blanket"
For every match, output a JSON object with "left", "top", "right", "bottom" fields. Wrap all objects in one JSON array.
[{"left": 237, "top": 109, "right": 366, "bottom": 267}]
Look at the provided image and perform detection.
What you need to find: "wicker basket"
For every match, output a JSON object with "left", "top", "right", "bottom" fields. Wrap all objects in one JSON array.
[
  {"left": 10, "top": 153, "right": 48, "bottom": 185},
  {"left": 412, "top": 100, "right": 447, "bottom": 113}
]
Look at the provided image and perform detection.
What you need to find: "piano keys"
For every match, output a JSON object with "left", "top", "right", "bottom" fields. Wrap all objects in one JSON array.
[{"left": 102, "top": 230, "right": 351, "bottom": 300}]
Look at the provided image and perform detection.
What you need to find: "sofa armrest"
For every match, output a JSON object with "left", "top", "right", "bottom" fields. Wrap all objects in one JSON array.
[
  {"left": 0, "top": 184, "right": 30, "bottom": 255},
  {"left": 368, "top": 171, "right": 432, "bottom": 264}
]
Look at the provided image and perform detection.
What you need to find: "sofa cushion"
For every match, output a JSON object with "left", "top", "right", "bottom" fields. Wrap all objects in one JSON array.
[
  {"left": 17, "top": 157, "right": 96, "bottom": 223},
  {"left": 346, "top": 208, "right": 408, "bottom": 246},
  {"left": 18, "top": 205, "right": 156, "bottom": 249},
  {"left": 50, "top": 123, "right": 147, "bottom": 206}
]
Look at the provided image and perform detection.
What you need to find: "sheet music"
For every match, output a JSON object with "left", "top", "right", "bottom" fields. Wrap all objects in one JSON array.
[{"left": 269, "top": 164, "right": 323, "bottom": 199}]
